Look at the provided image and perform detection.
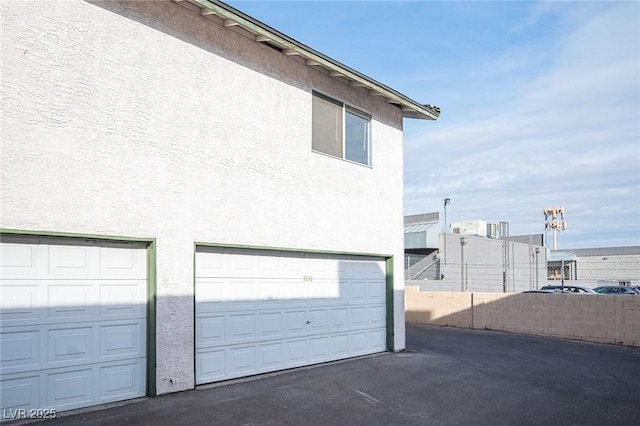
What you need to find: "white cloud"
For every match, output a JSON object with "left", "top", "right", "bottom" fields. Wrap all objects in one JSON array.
[{"left": 404, "top": 2, "right": 640, "bottom": 249}]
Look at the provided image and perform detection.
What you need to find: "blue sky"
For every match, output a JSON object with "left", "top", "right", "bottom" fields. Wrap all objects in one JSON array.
[{"left": 226, "top": 0, "right": 640, "bottom": 249}]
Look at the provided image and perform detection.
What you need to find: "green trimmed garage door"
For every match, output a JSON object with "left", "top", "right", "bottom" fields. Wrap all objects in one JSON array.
[
  {"left": 195, "top": 247, "right": 387, "bottom": 385},
  {"left": 0, "top": 236, "right": 147, "bottom": 414}
]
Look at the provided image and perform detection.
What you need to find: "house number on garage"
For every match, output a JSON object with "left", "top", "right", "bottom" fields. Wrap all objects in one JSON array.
[{"left": 303, "top": 275, "right": 313, "bottom": 282}]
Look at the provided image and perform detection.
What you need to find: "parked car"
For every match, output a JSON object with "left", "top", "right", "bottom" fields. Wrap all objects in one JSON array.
[
  {"left": 593, "top": 286, "right": 639, "bottom": 295},
  {"left": 522, "top": 290, "right": 563, "bottom": 294},
  {"left": 540, "top": 285, "right": 597, "bottom": 294}
]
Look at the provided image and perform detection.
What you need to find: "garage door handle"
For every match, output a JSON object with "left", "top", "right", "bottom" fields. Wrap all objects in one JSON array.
[{"left": 306, "top": 320, "right": 311, "bottom": 324}]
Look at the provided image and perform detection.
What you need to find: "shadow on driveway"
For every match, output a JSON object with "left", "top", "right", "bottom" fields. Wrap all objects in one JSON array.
[{"left": 21, "top": 325, "right": 640, "bottom": 425}]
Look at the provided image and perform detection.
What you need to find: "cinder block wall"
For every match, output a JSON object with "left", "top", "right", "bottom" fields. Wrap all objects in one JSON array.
[{"left": 405, "top": 286, "right": 640, "bottom": 347}]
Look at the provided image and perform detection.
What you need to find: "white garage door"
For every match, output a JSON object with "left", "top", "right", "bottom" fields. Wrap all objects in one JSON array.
[
  {"left": 195, "top": 247, "right": 387, "bottom": 385},
  {"left": 0, "top": 237, "right": 147, "bottom": 414}
]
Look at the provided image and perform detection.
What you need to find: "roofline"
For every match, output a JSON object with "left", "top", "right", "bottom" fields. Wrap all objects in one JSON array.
[
  {"left": 173, "top": 0, "right": 440, "bottom": 120},
  {"left": 554, "top": 246, "right": 640, "bottom": 256}
]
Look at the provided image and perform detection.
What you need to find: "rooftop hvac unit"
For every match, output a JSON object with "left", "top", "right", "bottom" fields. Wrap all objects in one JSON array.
[
  {"left": 486, "top": 223, "right": 499, "bottom": 239},
  {"left": 450, "top": 220, "right": 487, "bottom": 237}
]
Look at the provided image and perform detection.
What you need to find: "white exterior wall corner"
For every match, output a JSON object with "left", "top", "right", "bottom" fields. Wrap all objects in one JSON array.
[{"left": 1, "top": 0, "right": 407, "bottom": 393}]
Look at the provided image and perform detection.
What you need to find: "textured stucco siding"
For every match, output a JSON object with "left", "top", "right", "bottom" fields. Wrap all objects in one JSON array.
[{"left": 1, "top": 0, "right": 406, "bottom": 393}]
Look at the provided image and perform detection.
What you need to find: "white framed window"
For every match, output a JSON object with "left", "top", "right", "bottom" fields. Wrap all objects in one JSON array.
[{"left": 312, "top": 91, "right": 371, "bottom": 166}]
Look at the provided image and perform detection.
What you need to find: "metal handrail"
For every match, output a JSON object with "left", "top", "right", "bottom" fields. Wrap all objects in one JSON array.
[{"left": 409, "top": 258, "right": 441, "bottom": 280}]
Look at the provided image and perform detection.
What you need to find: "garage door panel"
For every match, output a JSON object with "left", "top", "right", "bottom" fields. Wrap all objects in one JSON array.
[
  {"left": 348, "top": 281, "right": 367, "bottom": 302},
  {"left": 48, "top": 245, "right": 96, "bottom": 276},
  {"left": 229, "top": 252, "right": 257, "bottom": 276},
  {"left": 347, "top": 281, "right": 386, "bottom": 304},
  {"left": 257, "top": 342, "right": 283, "bottom": 371},
  {"left": 99, "top": 360, "right": 145, "bottom": 402},
  {"left": 46, "top": 284, "right": 145, "bottom": 324},
  {"left": 195, "top": 248, "right": 386, "bottom": 385},
  {"left": 284, "top": 311, "right": 307, "bottom": 335},
  {"left": 1, "top": 321, "right": 145, "bottom": 376},
  {"left": 228, "top": 280, "right": 259, "bottom": 302},
  {"left": 195, "top": 251, "right": 225, "bottom": 278},
  {"left": 0, "top": 374, "right": 40, "bottom": 411},
  {"left": 196, "top": 349, "right": 226, "bottom": 384},
  {"left": 330, "top": 335, "right": 349, "bottom": 358},
  {"left": 99, "top": 283, "right": 146, "bottom": 318},
  {"left": 257, "top": 312, "right": 283, "bottom": 337},
  {"left": 42, "top": 360, "right": 146, "bottom": 411},
  {"left": 0, "top": 329, "right": 40, "bottom": 373},
  {"left": 99, "top": 321, "right": 145, "bottom": 359},
  {"left": 47, "top": 367, "right": 94, "bottom": 410},
  {"left": 309, "top": 337, "right": 329, "bottom": 362},
  {"left": 283, "top": 254, "right": 306, "bottom": 278},
  {"left": 0, "top": 243, "right": 43, "bottom": 277},
  {"left": 281, "top": 279, "right": 309, "bottom": 300},
  {"left": 196, "top": 278, "right": 228, "bottom": 306},
  {"left": 308, "top": 257, "right": 332, "bottom": 279},
  {"left": 229, "top": 346, "right": 256, "bottom": 376},
  {"left": 367, "top": 280, "right": 387, "bottom": 302},
  {"left": 0, "top": 240, "right": 148, "bottom": 413},
  {"left": 307, "top": 279, "right": 340, "bottom": 300},
  {"left": 256, "top": 278, "right": 284, "bottom": 300},
  {"left": 349, "top": 332, "right": 369, "bottom": 354},
  {"left": 0, "top": 282, "right": 42, "bottom": 326},
  {"left": 284, "top": 340, "right": 306, "bottom": 366},
  {"left": 341, "top": 259, "right": 384, "bottom": 279},
  {"left": 367, "top": 305, "right": 386, "bottom": 326},
  {"left": 227, "top": 314, "right": 256, "bottom": 342},
  {"left": 47, "top": 284, "right": 96, "bottom": 320},
  {"left": 349, "top": 307, "right": 368, "bottom": 327},
  {"left": 330, "top": 308, "right": 348, "bottom": 329},
  {"left": 302, "top": 293, "right": 345, "bottom": 308},
  {"left": 196, "top": 315, "right": 226, "bottom": 347},
  {"left": 308, "top": 309, "right": 329, "bottom": 331},
  {"left": 48, "top": 326, "right": 94, "bottom": 364},
  {"left": 256, "top": 255, "right": 282, "bottom": 278},
  {"left": 98, "top": 247, "right": 146, "bottom": 278},
  {"left": 367, "top": 329, "right": 387, "bottom": 351}
]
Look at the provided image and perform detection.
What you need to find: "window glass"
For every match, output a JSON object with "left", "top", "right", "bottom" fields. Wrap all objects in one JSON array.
[
  {"left": 312, "top": 92, "right": 371, "bottom": 166},
  {"left": 312, "top": 94, "right": 343, "bottom": 158},
  {"left": 345, "top": 108, "right": 370, "bottom": 165}
]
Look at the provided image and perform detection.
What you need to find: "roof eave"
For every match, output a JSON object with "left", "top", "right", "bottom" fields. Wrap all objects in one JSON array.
[{"left": 175, "top": 0, "right": 440, "bottom": 120}]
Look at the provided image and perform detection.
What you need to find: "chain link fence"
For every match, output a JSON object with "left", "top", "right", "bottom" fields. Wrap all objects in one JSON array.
[
  {"left": 405, "top": 234, "right": 640, "bottom": 293},
  {"left": 546, "top": 256, "right": 640, "bottom": 288},
  {"left": 405, "top": 253, "right": 440, "bottom": 280}
]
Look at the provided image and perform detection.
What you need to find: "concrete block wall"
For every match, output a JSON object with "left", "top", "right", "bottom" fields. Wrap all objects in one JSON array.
[
  {"left": 405, "top": 287, "right": 472, "bottom": 328},
  {"left": 405, "top": 286, "right": 640, "bottom": 347}
]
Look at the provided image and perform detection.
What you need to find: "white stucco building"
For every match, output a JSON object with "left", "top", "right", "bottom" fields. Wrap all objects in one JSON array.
[{"left": 0, "top": 0, "right": 439, "bottom": 415}]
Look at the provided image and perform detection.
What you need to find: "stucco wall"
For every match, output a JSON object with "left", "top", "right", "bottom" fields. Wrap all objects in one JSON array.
[
  {"left": 406, "top": 287, "right": 640, "bottom": 347},
  {"left": 1, "top": 0, "right": 407, "bottom": 394}
]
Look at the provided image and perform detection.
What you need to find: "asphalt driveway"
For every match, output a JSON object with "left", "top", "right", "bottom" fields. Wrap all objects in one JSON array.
[{"left": 21, "top": 325, "right": 640, "bottom": 425}]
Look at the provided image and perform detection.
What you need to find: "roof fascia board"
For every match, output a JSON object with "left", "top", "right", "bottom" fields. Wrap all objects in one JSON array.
[{"left": 181, "top": 0, "right": 439, "bottom": 120}]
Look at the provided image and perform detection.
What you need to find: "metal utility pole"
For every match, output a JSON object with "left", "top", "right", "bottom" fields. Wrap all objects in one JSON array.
[
  {"left": 502, "top": 239, "right": 509, "bottom": 293},
  {"left": 535, "top": 247, "right": 540, "bottom": 290},
  {"left": 561, "top": 258, "right": 565, "bottom": 292},
  {"left": 443, "top": 198, "right": 450, "bottom": 265},
  {"left": 544, "top": 206, "right": 566, "bottom": 250},
  {"left": 460, "top": 236, "right": 466, "bottom": 292}
]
